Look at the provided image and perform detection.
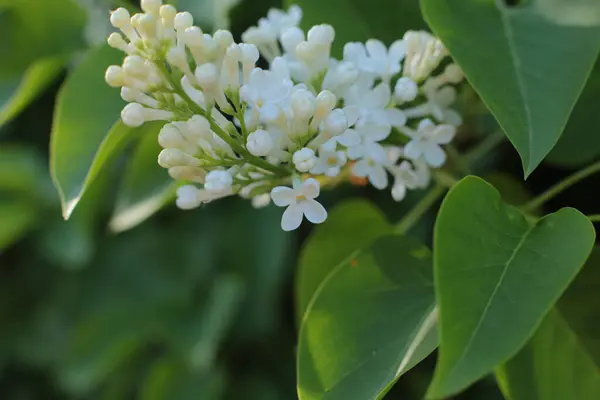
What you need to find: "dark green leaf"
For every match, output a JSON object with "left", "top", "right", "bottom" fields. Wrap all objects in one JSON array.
[
  {"left": 428, "top": 176, "right": 595, "bottom": 398},
  {"left": 496, "top": 248, "right": 600, "bottom": 400},
  {"left": 547, "top": 56, "right": 600, "bottom": 167},
  {"left": 420, "top": 0, "right": 600, "bottom": 175},
  {"left": 109, "top": 123, "right": 175, "bottom": 233},
  {"left": 288, "top": 0, "right": 425, "bottom": 56},
  {"left": 0, "top": 201, "right": 37, "bottom": 251},
  {"left": 296, "top": 199, "right": 392, "bottom": 322},
  {"left": 0, "top": 57, "right": 63, "bottom": 127},
  {"left": 50, "top": 44, "right": 131, "bottom": 219},
  {"left": 297, "top": 235, "right": 437, "bottom": 400},
  {"left": 0, "top": 0, "right": 86, "bottom": 76}
]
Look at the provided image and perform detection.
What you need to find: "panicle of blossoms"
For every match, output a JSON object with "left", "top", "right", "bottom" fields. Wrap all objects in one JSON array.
[{"left": 104, "top": 0, "right": 464, "bottom": 231}]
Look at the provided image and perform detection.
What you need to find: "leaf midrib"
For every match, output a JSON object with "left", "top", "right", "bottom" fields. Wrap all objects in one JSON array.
[
  {"left": 497, "top": 3, "right": 534, "bottom": 167},
  {"left": 446, "top": 220, "right": 535, "bottom": 380}
]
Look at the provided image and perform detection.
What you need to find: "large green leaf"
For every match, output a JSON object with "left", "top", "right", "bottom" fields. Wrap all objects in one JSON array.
[
  {"left": 288, "top": 0, "right": 425, "bottom": 55},
  {"left": 109, "top": 123, "right": 175, "bottom": 233},
  {"left": 297, "top": 235, "right": 438, "bottom": 400},
  {"left": 0, "top": 57, "right": 63, "bottom": 127},
  {"left": 547, "top": 56, "right": 600, "bottom": 167},
  {"left": 428, "top": 176, "right": 595, "bottom": 398},
  {"left": 296, "top": 200, "right": 392, "bottom": 322},
  {"left": 50, "top": 44, "right": 131, "bottom": 219},
  {"left": 0, "top": 0, "right": 86, "bottom": 76},
  {"left": 420, "top": 0, "right": 600, "bottom": 176},
  {"left": 496, "top": 248, "right": 600, "bottom": 400}
]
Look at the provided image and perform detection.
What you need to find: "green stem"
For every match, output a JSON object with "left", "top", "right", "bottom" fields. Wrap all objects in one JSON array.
[
  {"left": 465, "top": 131, "right": 505, "bottom": 163},
  {"left": 447, "top": 144, "right": 471, "bottom": 175},
  {"left": 523, "top": 160, "right": 600, "bottom": 212},
  {"left": 394, "top": 184, "right": 447, "bottom": 235},
  {"left": 586, "top": 215, "right": 600, "bottom": 223}
]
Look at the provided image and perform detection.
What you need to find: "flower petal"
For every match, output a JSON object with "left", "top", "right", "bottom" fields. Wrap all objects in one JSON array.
[
  {"left": 433, "top": 125, "right": 456, "bottom": 144},
  {"left": 337, "top": 128, "right": 361, "bottom": 147},
  {"left": 369, "top": 165, "right": 389, "bottom": 189},
  {"left": 424, "top": 143, "right": 446, "bottom": 167},
  {"left": 391, "top": 183, "right": 406, "bottom": 202},
  {"left": 389, "top": 40, "right": 406, "bottom": 64},
  {"left": 343, "top": 106, "right": 361, "bottom": 126},
  {"left": 301, "top": 178, "right": 320, "bottom": 198},
  {"left": 271, "top": 186, "right": 295, "bottom": 206},
  {"left": 386, "top": 108, "right": 407, "bottom": 127},
  {"left": 302, "top": 199, "right": 328, "bottom": 224},
  {"left": 366, "top": 39, "right": 388, "bottom": 59},
  {"left": 352, "top": 159, "right": 370, "bottom": 177},
  {"left": 281, "top": 204, "right": 304, "bottom": 231},
  {"left": 404, "top": 140, "right": 423, "bottom": 160}
]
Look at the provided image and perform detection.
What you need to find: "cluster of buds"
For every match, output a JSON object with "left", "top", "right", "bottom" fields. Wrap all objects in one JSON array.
[{"left": 105, "top": 0, "right": 464, "bottom": 231}]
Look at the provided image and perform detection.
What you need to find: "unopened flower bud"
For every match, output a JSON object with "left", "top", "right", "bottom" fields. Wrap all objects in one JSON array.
[
  {"left": 158, "top": 148, "right": 200, "bottom": 168},
  {"left": 291, "top": 89, "right": 316, "bottom": 120},
  {"left": 444, "top": 63, "right": 464, "bottom": 84},
  {"left": 110, "top": 8, "right": 131, "bottom": 29},
  {"left": 204, "top": 170, "right": 233, "bottom": 194},
  {"left": 174, "top": 12, "right": 194, "bottom": 31},
  {"left": 105, "top": 65, "right": 125, "bottom": 87},
  {"left": 141, "top": 0, "right": 162, "bottom": 16},
  {"left": 120, "top": 103, "right": 145, "bottom": 126},
  {"left": 323, "top": 109, "right": 348, "bottom": 135},
  {"left": 213, "top": 30, "right": 234, "bottom": 49},
  {"left": 169, "top": 166, "right": 206, "bottom": 183},
  {"left": 247, "top": 129, "right": 273, "bottom": 156},
  {"left": 176, "top": 185, "right": 202, "bottom": 209},
  {"left": 183, "top": 26, "right": 204, "bottom": 47},
  {"left": 293, "top": 148, "right": 316, "bottom": 172},
  {"left": 394, "top": 77, "right": 418, "bottom": 103},
  {"left": 307, "top": 24, "right": 335, "bottom": 45},
  {"left": 107, "top": 33, "right": 129, "bottom": 52},
  {"left": 280, "top": 27, "right": 304, "bottom": 54},
  {"left": 195, "top": 63, "right": 219, "bottom": 88}
]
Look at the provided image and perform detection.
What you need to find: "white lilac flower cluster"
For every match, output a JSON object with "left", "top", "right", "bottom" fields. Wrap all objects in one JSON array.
[{"left": 104, "top": 0, "right": 464, "bottom": 231}]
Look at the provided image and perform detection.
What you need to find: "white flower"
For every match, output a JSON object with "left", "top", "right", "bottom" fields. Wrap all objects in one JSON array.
[
  {"left": 389, "top": 161, "right": 418, "bottom": 201},
  {"left": 293, "top": 147, "right": 316, "bottom": 172},
  {"left": 176, "top": 184, "right": 229, "bottom": 209},
  {"left": 413, "top": 157, "right": 431, "bottom": 189},
  {"left": 426, "top": 86, "right": 462, "bottom": 126},
  {"left": 360, "top": 39, "right": 406, "bottom": 82},
  {"left": 343, "top": 82, "right": 406, "bottom": 127},
  {"left": 351, "top": 142, "right": 389, "bottom": 189},
  {"left": 403, "top": 30, "right": 447, "bottom": 82},
  {"left": 251, "top": 193, "right": 271, "bottom": 208},
  {"left": 246, "top": 129, "right": 274, "bottom": 156},
  {"left": 271, "top": 178, "right": 327, "bottom": 231},
  {"left": 344, "top": 122, "right": 391, "bottom": 159},
  {"left": 404, "top": 119, "right": 456, "bottom": 167},
  {"left": 204, "top": 170, "right": 233, "bottom": 194},
  {"left": 240, "top": 68, "right": 293, "bottom": 121},
  {"left": 310, "top": 150, "right": 347, "bottom": 177},
  {"left": 394, "top": 77, "right": 418, "bottom": 103}
]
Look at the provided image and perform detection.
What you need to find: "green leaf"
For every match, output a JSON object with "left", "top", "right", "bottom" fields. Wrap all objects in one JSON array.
[
  {"left": 496, "top": 248, "right": 600, "bottom": 400},
  {"left": 288, "top": 0, "right": 425, "bottom": 56},
  {"left": 0, "top": 57, "right": 63, "bottom": 127},
  {"left": 547, "top": 56, "right": 600, "bottom": 167},
  {"left": 296, "top": 199, "right": 392, "bottom": 322},
  {"left": 297, "top": 235, "right": 438, "bottom": 400},
  {"left": 0, "top": 0, "right": 86, "bottom": 76},
  {"left": 109, "top": 122, "right": 175, "bottom": 233},
  {"left": 0, "top": 201, "right": 37, "bottom": 251},
  {"left": 420, "top": 0, "right": 600, "bottom": 176},
  {"left": 50, "top": 44, "right": 131, "bottom": 219},
  {"left": 428, "top": 176, "right": 595, "bottom": 398}
]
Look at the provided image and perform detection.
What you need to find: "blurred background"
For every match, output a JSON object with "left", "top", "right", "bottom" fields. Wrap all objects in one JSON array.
[{"left": 1, "top": 0, "right": 596, "bottom": 399}]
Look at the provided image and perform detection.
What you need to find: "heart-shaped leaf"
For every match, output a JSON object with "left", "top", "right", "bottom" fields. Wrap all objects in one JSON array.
[
  {"left": 420, "top": 0, "right": 600, "bottom": 175},
  {"left": 428, "top": 176, "right": 595, "bottom": 398},
  {"left": 297, "top": 235, "right": 437, "bottom": 400},
  {"left": 296, "top": 199, "right": 392, "bottom": 322},
  {"left": 496, "top": 247, "right": 600, "bottom": 400}
]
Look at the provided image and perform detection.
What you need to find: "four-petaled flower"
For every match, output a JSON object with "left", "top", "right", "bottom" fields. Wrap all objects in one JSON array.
[
  {"left": 271, "top": 178, "right": 327, "bottom": 231},
  {"left": 404, "top": 119, "right": 456, "bottom": 168}
]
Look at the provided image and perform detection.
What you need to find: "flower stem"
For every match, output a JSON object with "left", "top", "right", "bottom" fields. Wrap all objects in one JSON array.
[
  {"left": 394, "top": 184, "right": 446, "bottom": 235},
  {"left": 523, "top": 160, "right": 600, "bottom": 212},
  {"left": 465, "top": 131, "right": 505, "bottom": 163},
  {"left": 585, "top": 214, "right": 600, "bottom": 222}
]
